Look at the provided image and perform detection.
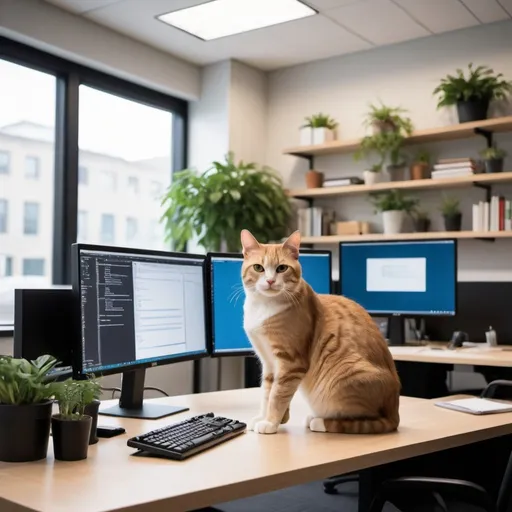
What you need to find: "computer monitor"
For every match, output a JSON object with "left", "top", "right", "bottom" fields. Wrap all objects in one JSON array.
[
  {"left": 339, "top": 239, "right": 457, "bottom": 346},
  {"left": 14, "top": 288, "right": 74, "bottom": 380},
  {"left": 71, "top": 244, "right": 209, "bottom": 419},
  {"left": 208, "top": 249, "right": 332, "bottom": 356}
]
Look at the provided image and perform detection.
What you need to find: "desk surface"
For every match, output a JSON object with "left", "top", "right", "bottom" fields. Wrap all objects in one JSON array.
[
  {"left": 2, "top": 389, "right": 512, "bottom": 512},
  {"left": 390, "top": 344, "right": 512, "bottom": 367}
]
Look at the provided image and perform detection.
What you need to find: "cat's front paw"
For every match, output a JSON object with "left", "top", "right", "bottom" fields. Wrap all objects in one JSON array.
[
  {"left": 254, "top": 420, "right": 279, "bottom": 434},
  {"left": 247, "top": 415, "right": 264, "bottom": 431}
]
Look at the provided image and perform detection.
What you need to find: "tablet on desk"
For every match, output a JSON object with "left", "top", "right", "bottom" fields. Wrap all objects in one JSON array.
[{"left": 435, "top": 397, "right": 512, "bottom": 415}]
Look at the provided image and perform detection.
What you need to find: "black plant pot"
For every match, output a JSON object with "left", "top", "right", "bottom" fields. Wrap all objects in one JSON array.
[
  {"left": 456, "top": 99, "right": 489, "bottom": 123},
  {"left": 84, "top": 400, "right": 100, "bottom": 445},
  {"left": 484, "top": 158, "right": 504, "bottom": 173},
  {"left": 444, "top": 213, "right": 462, "bottom": 231},
  {"left": 0, "top": 401, "right": 52, "bottom": 462},
  {"left": 52, "top": 415, "right": 92, "bottom": 461},
  {"left": 414, "top": 218, "right": 431, "bottom": 232}
]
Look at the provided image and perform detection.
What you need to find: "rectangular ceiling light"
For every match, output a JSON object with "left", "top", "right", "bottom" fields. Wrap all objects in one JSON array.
[{"left": 157, "top": 0, "right": 317, "bottom": 41}]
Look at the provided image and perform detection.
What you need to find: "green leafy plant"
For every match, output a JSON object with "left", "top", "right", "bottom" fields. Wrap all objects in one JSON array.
[
  {"left": 440, "top": 195, "right": 461, "bottom": 216},
  {"left": 413, "top": 149, "right": 431, "bottom": 164},
  {"left": 302, "top": 113, "right": 338, "bottom": 130},
  {"left": 412, "top": 208, "right": 430, "bottom": 220},
  {"left": 0, "top": 355, "right": 58, "bottom": 405},
  {"left": 364, "top": 102, "right": 413, "bottom": 136},
  {"left": 370, "top": 190, "right": 418, "bottom": 213},
  {"left": 480, "top": 145, "right": 507, "bottom": 160},
  {"left": 433, "top": 63, "right": 512, "bottom": 108},
  {"left": 369, "top": 163, "right": 382, "bottom": 173},
  {"left": 161, "top": 152, "right": 291, "bottom": 252},
  {"left": 355, "top": 130, "right": 406, "bottom": 167},
  {"left": 53, "top": 378, "right": 101, "bottom": 420}
]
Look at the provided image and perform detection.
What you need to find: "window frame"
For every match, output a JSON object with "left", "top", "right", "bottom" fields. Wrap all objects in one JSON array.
[
  {"left": 0, "top": 36, "right": 188, "bottom": 334},
  {"left": 0, "top": 150, "right": 10, "bottom": 174},
  {"left": 0, "top": 198, "right": 7, "bottom": 234},
  {"left": 24, "top": 155, "right": 40, "bottom": 179}
]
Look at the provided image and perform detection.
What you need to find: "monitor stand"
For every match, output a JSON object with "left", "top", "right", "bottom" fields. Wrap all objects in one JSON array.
[
  {"left": 99, "top": 368, "right": 189, "bottom": 420},
  {"left": 387, "top": 316, "right": 406, "bottom": 346}
]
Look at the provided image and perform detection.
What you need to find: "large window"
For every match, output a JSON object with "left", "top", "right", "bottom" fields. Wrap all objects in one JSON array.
[
  {"left": 77, "top": 85, "right": 172, "bottom": 251},
  {"left": 0, "top": 56, "right": 56, "bottom": 327},
  {"left": 0, "top": 37, "right": 186, "bottom": 329}
]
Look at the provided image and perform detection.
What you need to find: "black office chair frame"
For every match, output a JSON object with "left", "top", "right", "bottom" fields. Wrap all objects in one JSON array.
[{"left": 367, "top": 380, "right": 512, "bottom": 512}]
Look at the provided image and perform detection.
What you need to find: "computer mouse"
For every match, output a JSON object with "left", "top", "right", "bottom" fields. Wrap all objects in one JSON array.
[{"left": 447, "top": 331, "right": 468, "bottom": 350}]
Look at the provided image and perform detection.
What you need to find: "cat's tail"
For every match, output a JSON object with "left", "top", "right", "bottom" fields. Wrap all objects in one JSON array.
[{"left": 311, "top": 415, "right": 399, "bottom": 434}]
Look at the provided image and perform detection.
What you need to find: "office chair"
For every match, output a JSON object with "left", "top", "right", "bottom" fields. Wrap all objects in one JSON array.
[
  {"left": 367, "top": 380, "right": 512, "bottom": 512},
  {"left": 323, "top": 473, "right": 359, "bottom": 494}
]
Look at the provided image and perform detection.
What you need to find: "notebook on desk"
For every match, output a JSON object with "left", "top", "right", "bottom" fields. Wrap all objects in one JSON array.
[{"left": 435, "top": 397, "right": 512, "bottom": 415}]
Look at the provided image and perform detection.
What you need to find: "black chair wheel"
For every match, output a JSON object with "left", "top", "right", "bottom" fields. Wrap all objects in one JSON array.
[{"left": 323, "top": 483, "right": 338, "bottom": 494}]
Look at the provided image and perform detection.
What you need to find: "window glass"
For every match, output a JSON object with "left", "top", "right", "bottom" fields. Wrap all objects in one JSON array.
[
  {"left": 78, "top": 210, "right": 88, "bottom": 241},
  {"left": 78, "top": 165, "right": 88, "bottom": 185},
  {"left": 22, "top": 258, "right": 45, "bottom": 276},
  {"left": 0, "top": 59, "right": 55, "bottom": 325},
  {"left": 78, "top": 85, "right": 172, "bottom": 250}
]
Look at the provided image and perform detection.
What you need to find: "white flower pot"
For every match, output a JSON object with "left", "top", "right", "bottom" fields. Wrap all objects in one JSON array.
[
  {"left": 312, "top": 127, "right": 334, "bottom": 145},
  {"left": 300, "top": 127, "right": 313, "bottom": 146},
  {"left": 363, "top": 170, "right": 379, "bottom": 186},
  {"left": 382, "top": 210, "right": 404, "bottom": 235}
]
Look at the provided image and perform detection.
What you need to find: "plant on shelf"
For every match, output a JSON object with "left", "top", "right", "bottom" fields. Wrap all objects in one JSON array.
[
  {"left": 433, "top": 63, "right": 512, "bottom": 123},
  {"left": 52, "top": 377, "right": 101, "bottom": 461},
  {"left": 440, "top": 195, "right": 462, "bottom": 231},
  {"left": 410, "top": 149, "right": 431, "bottom": 180},
  {"left": 161, "top": 152, "right": 291, "bottom": 252},
  {"left": 363, "top": 102, "right": 413, "bottom": 136},
  {"left": 0, "top": 355, "right": 58, "bottom": 462},
  {"left": 300, "top": 112, "right": 338, "bottom": 145},
  {"left": 412, "top": 208, "right": 431, "bottom": 233},
  {"left": 370, "top": 189, "right": 418, "bottom": 235},
  {"left": 480, "top": 145, "right": 507, "bottom": 174}
]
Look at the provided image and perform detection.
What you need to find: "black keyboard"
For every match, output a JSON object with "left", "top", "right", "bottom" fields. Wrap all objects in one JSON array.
[{"left": 127, "top": 413, "right": 246, "bottom": 460}]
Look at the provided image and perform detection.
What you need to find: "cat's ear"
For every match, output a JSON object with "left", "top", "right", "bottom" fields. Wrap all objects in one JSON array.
[
  {"left": 241, "top": 229, "right": 260, "bottom": 257},
  {"left": 283, "top": 231, "right": 301, "bottom": 259}
]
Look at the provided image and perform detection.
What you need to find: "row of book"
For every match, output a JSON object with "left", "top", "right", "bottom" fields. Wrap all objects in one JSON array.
[
  {"left": 472, "top": 196, "right": 512, "bottom": 231},
  {"left": 431, "top": 157, "right": 477, "bottom": 179},
  {"left": 296, "top": 207, "right": 335, "bottom": 236}
]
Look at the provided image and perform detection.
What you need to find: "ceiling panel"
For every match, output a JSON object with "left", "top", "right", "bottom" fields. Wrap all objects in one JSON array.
[
  {"left": 461, "top": 0, "right": 510, "bottom": 23},
  {"left": 497, "top": 0, "right": 512, "bottom": 16},
  {"left": 84, "top": 0, "right": 371, "bottom": 69},
  {"left": 326, "top": 0, "right": 430, "bottom": 45},
  {"left": 393, "top": 0, "right": 480, "bottom": 33},
  {"left": 46, "top": 0, "right": 125, "bottom": 14},
  {"left": 307, "top": 0, "right": 364, "bottom": 9}
]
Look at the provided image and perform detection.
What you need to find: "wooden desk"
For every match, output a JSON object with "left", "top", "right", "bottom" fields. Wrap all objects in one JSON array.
[
  {"left": 1, "top": 389, "right": 512, "bottom": 512},
  {"left": 390, "top": 344, "right": 512, "bottom": 367}
]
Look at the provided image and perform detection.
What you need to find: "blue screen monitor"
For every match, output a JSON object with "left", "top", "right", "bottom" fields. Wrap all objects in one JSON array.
[
  {"left": 339, "top": 239, "right": 457, "bottom": 345},
  {"left": 208, "top": 250, "right": 332, "bottom": 356}
]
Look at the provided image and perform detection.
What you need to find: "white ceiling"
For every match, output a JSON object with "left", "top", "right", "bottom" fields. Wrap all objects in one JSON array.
[{"left": 44, "top": 0, "right": 512, "bottom": 70}]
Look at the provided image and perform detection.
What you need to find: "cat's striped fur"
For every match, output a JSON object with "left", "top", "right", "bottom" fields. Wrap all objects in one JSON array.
[{"left": 241, "top": 229, "right": 400, "bottom": 435}]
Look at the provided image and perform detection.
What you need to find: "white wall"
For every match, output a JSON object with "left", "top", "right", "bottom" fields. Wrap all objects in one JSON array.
[
  {"left": 0, "top": 0, "right": 200, "bottom": 100},
  {"left": 266, "top": 20, "right": 512, "bottom": 282}
]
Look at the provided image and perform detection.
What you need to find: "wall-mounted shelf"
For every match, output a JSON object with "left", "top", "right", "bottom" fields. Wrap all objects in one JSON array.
[
  {"left": 283, "top": 115, "right": 512, "bottom": 159},
  {"left": 288, "top": 171, "right": 512, "bottom": 199},
  {"left": 301, "top": 231, "right": 512, "bottom": 244}
]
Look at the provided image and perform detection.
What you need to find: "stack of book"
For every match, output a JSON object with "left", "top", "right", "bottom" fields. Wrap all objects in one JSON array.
[
  {"left": 297, "top": 207, "right": 334, "bottom": 236},
  {"left": 432, "top": 158, "right": 476, "bottom": 179},
  {"left": 472, "top": 195, "right": 512, "bottom": 231},
  {"left": 323, "top": 176, "right": 363, "bottom": 188}
]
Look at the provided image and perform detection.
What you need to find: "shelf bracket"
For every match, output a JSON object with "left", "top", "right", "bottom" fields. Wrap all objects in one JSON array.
[
  {"left": 475, "top": 237, "right": 496, "bottom": 243},
  {"left": 474, "top": 127, "right": 493, "bottom": 148},
  {"left": 294, "top": 196, "right": 314, "bottom": 207},
  {"left": 292, "top": 153, "right": 314, "bottom": 170},
  {"left": 473, "top": 182, "right": 491, "bottom": 202}
]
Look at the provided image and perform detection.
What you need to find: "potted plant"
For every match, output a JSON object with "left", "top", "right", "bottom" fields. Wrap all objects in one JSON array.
[
  {"left": 52, "top": 378, "right": 100, "bottom": 461},
  {"left": 300, "top": 113, "right": 338, "bottom": 145},
  {"left": 480, "top": 145, "right": 507, "bottom": 173},
  {"left": 305, "top": 168, "right": 324, "bottom": 188},
  {"left": 410, "top": 149, "right": 431, "bottom": 180},
  {"left": 412, "top": 209, "right": 431, "bottom": 232},
  {"left": 0, "top": 355, "right": 57, "bottom": 462},
  {"left": 161, "top": 152, "right": 291, "bottom": 252},
  {"left": 433, "top": 63, "right": 512, "bottom": 123},
  {"left": 440, "top": 195, "right": 462, "bottom": 231},
  {"left": 83, "top": 378, "right": 102, "bottom": 445},
  {"left": 363, "top": 163, "right": 382, "bottom": 186},
  {"left": 364, "top": 102, "right": 413, "bottom": 135},
  {"left": 371, "top": 190, "right": 418, "bottom": 235}
]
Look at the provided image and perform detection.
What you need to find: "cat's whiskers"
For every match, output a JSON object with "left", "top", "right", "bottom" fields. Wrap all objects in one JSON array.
[{"left": 229, "top": 285, "right": 246, "bottom": 305}]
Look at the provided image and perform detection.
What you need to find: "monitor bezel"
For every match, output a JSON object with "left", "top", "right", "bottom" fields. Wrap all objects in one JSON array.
[
  {"left": 71, "top": 243, "right": 210, "bottom": 378},
  {"left": 206, "top": 248, "right": 333, "bottom": 357},
  {"left": 338, "top": 239, "right": 458, "bottom": 318}
]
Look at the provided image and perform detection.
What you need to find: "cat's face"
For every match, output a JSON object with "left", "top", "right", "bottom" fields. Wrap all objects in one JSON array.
[{"left": 240, "top": 230, "right": 302, "bottom": 298}]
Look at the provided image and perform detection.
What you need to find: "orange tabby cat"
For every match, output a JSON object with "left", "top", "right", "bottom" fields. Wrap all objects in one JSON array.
[{"left": 241, "top": 229, "right": 400, "bottom": 435}]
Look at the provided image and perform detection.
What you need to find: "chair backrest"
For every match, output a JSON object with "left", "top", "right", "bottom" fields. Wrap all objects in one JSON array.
[{"left": 481, "top": 380, "right": 512, "bottom": 400}]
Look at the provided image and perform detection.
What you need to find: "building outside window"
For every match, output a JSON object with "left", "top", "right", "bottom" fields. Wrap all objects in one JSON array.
[
  {"left": 78, "top": 166, "right": 88, "bottom": 185},
  {"left": 126, "top": 217, "right": 138, "bottom": 241},
  {"left": 24, "top": 156, "right": 40, "bottom": 179},
  {"left": 100, "top": 170, "right": 117, "bottom": 192},
  {"left": 23, "top": 202, "right": 39, "bottom": 235},
  {"left": 150, "top": 181, "right": 163, "bottom": 199},
  {"left": 100, "top": 214, "right": 115, "bottom": 243},
  {"left": 128, "top": 176, "right": 139, "bottom": 194},
  {"left": 22, "top": 258, "right": 45, "bottom": 276},
  {"left": 0, "top": 199, "right": 7, "bottom": 233},
  {"left": 0, "top": 256, "right": 13, "bottom": 277},
  {"left": 77, "top": 210, "right": 88, "bottom": 241},
  {"left": 0, "top": 151, "right": 9, "bottom": 174}
]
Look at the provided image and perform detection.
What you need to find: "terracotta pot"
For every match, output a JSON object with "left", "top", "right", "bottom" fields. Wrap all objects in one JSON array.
[
  {"left": 410, "top": 162, "right": 429, "bottom": 180},
  {"left": 305, "top": 170, "right": 324, "bottom": 189}
]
